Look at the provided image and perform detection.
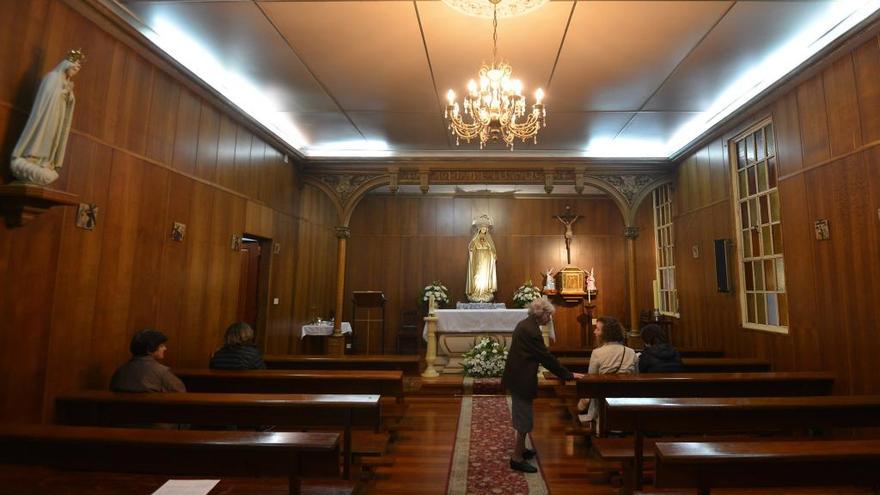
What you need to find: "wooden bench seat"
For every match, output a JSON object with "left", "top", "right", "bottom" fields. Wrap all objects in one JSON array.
[
  {"left": 265, "top": 354, "right": 421, "bottom": 375},
  {"left": 0, "top": 423, "right": 340, "bottom": 495},
  {"left": 605, "top": 395, "right": 880, "bottom": 493},
  {"left": 549, "top": 346, "right": 724, "bottom": 358},
  {"left": 175, "top": 369, "right": 405, "bottom": 402},
  {"left": 654, "top": 439, "right": 880, "bottom": 494},
  {"left": 56, "top": 391, "right": 382, "bottom": 479},
  {"left": 558, "top": 357, "right": 771, "bottom": 373}
]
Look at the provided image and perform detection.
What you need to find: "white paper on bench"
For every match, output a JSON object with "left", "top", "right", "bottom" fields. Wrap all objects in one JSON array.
[{"left": 151, "top": 479, "right": 220, "bottom": 495}]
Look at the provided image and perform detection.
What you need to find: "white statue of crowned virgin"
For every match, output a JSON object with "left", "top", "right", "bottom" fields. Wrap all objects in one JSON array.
[
  {"left": 465, "top": 215, "right": 497, "bottom": 302},
  {"left": 10, "top": 49, "right": 84, "bottom": 186}
]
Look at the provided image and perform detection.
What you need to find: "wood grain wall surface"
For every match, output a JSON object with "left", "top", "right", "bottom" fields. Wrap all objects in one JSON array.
[
  {"left": 0, "top": 0, "right": 337, "bottom": 422},
  {"left": 344, "top": 195, "right": 628, "bottom": 351},
  {"left": 665, "top": 29, "right": 880, "bottom": 394}
]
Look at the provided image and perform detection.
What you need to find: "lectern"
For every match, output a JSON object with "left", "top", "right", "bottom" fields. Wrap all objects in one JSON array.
[{"left": 351, "top": 291, "right": 386, "bottom": 354}]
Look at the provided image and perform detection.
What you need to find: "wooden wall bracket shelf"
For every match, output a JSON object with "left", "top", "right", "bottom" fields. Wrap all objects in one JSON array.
[{"left": 0, "top": 184, "right": 78, "bottom": 227}]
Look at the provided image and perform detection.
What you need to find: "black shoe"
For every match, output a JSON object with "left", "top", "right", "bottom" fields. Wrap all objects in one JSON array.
[
  {"left": 509, "top": 458, "right": 538, "bottom": 473},
  {"left": 522, "top": 448, "right": 536, "bottom": 460}
]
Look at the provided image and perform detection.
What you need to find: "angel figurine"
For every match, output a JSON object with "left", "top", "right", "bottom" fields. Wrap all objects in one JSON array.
[{"left": 543, "top": 268, "right": 555, "bottom": 291}]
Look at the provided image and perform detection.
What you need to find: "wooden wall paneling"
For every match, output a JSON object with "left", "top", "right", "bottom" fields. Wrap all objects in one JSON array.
[
  {"left": 41, "top": 136, "right": 113, "bottom": 420},
  {"left": 264, "top": 212, "right": 288, "bottom": 354},
  {"left": 218, "top": 194, "right": 247, "bottom": 345},
  {"left": 144, "top": 69, "right": 180, "bottom": 165},
  {"left": 114, "top": 53, "right": 153, "bottom": 156},
  {"left": 214, "top": 115, "right": 238, "bottom": 191},
  {"left": 88, "top": 151, "right": 154, "bottom": 389},
  {"left": 634, "top": 198, "right": 656, "bottom": 320},
  {"left": 694, "top": 147, "right": 712, "bottom": 208},
  {"left": 154, "top": 174, "right": 194, "bottom": 369},
  {"left": 194, "top": 102, "right": 220, "bottom": 183},
  {"left": 0, "top": 208, "right": 64, "bottom": 422},
  {"left": 199, "top": 189, "right": 240, "bottom": 357},
  {"left": 822, "top": 55, "right": 863, "bottom": 158},
  {"left": 795, "top": 74, "right": 831, "bottom": 168},
  {"left": 708, "top": 139, "right": 729, "bottom": 203},
  {"left": 0, "top": 0, "right": 50, "bottom": 108},
  {"left": 852, "top": 34, "right": 880, "bottom": 144},
  {"left": 232, "top": 125, "right": 253, "bottom": 199},
  {"left": 176, "top": 181, "right": 216, "bottom": 367},
  {"left": 772, "top": 92, "right": 805, "bottom": 178},
  {"left": 171, "top": 89, "right": 201, "bottom": 176},
  {"left": 865, "top": 147, "right": 880, "bottom": 392},
  {"left": 0, "top": 107, "right": 27, "bottom": 184},
  {"left": 123, "top": 159, "right": 171, "bottom": 335},
  {"left": 775, "top": 176, "right": 822, "bottom": 373}
]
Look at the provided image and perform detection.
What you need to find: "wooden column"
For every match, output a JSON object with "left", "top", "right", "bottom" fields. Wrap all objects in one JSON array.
[
  {"left": 624, "top": 226, "right": 640, "bottom": 335},
  {"left": 328, "top": 226, "right": 350, "bottom": 356}
]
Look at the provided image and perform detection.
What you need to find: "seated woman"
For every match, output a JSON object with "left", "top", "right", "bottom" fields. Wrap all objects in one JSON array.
[
  {"left": 110, "top": 329, "right": 186, "bottom": 392},
  {"left": 209, "top": 322, "right": 266, "bottom": 370},
  {"left": 638, "top": 324, "right": 683, "bottom": 373},
  {"left": 578, "top": 316, "right": 637, "bottom": 423}
]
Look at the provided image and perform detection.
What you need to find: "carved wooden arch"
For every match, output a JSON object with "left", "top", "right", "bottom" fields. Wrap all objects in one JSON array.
[
  {"left": 341, "top": 175, "right": 392, "bottom": 226},
  {"left": 626, "top": 175, "right": 676, "bottom": 226},
  {"left": 580, "top": 175, "right": 632, "bottom": 228},
  {"left": 301, "top": 176, "right": 345, "bottom": 224}
]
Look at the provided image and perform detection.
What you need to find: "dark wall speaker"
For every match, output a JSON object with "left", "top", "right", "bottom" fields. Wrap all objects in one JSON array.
[{"left": 714, "top": 239, "right": 732, "bottom": 293}]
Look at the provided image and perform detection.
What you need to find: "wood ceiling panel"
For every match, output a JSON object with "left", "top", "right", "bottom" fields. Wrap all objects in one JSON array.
[
  {"left": 550, "top": 1, "right": 732, "bottom": 111},
  {"left": 418, "top": 1, "right": 573, "bottom": 109},
  {"left": 125, "top": 1, "right": 338, "bottom": 113},
  {"left": 526, "top": 111, "right": 634, "bottom": 150},
  {"left": 260, "top": 1, "right": 438, "bottom": 112},
  {"left": 347, "top": 112, "right": 451, "bottom": 150},
  {"left": 644, "top": 1, "right": 841, "bottom": 111}
]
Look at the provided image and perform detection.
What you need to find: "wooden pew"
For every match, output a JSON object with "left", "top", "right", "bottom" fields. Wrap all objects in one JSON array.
[
  {"left": 557, "top": 356, "right": 771, "bottom": 373},
  {"left": 605, "top": 395, "right": 880, "bottom": 492},
  {"left": 175, "top": 369, "right": 405, "bottom": 401},
  {"left": 572, "top": 372, "right": 835, "bottom": 437},
  {"left": 654, "top": 439, "right": 880, "bottom": 494},
  {"left": 549, "top": 346, "right": 724, "bottom": 358},
  {"left": 0, "top": 423, "right": 340, "bottom": 495},
  {"left": 265, "top": 354, "right": 421, "bottom": 375},
  {"left": 56, "top": 391, "right": 380, "bottom": 479}
]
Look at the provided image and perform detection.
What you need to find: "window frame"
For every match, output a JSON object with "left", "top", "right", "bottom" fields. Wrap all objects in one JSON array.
[
  {"left": 652, "top": 183, "right": 679, "bottom": 318},
  {"left": 728, "top": 117, "right": 788, "bottom": 334}
]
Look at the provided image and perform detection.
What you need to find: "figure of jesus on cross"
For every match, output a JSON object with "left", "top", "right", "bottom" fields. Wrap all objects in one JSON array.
[{"left": 555, "top": 205, "right": 581, "bottom": 265}]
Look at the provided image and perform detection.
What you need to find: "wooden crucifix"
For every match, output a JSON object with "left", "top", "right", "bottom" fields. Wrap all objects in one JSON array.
[{"left": 555, "top": 205, "right": 581, "bottom": 265}]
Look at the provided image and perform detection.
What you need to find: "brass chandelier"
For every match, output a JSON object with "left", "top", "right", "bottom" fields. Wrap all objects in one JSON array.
[{"left": 444, "top": 0, "right": 546, "bottom": 150}]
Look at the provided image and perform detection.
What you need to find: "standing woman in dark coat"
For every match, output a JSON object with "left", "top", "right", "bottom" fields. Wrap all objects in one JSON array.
[
  {"left": 638, "top": 324, "right": 683, "bottom": 373},
  {"left": 502, "top": 298, "right": 584, "bottom": 473},
  {"left": 209, "top": 322, "right": 266, "bottom": 370}
]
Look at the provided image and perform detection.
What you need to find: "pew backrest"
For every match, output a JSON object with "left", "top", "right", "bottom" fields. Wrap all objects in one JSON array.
[{"left": 174, "top": 369, "right": 405, "bottom": 399}]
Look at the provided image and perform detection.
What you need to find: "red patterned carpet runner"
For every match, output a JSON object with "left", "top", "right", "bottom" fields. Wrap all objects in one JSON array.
[{"left": 447, "top": 388, "right": 548, "bottom": 494}]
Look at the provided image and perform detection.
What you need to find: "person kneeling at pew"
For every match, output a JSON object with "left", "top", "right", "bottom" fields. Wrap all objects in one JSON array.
[
  {"left": 111, "top": 329, "right": 186, "bottom": 393},
  {"left": 209, "top": 322, "right": 266, "bottom": 370},
  {"left": 638, "top": 324, "right": 683, "bottom": 373},
  {"left": 503, "top": 298, "right": 584, "bottom": 473}
]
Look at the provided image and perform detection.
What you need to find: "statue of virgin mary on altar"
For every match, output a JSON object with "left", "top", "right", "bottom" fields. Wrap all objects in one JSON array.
[{"left": 465, "top": 215, "right": 497, "bottom": 302}]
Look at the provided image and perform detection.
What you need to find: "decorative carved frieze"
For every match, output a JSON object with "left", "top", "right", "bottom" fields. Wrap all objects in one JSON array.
[
  {"left": 315, "top": 174, "right": 378, "bottom": 201},
  {"left": 592, "top": 174, "right": 663, "bottom": 205}
]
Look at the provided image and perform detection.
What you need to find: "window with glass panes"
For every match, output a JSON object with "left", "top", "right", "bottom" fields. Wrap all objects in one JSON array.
[
  {"left": 653, "top": 184, "right": 678, "bottom": 315},
  {"left": 731, "top": 120, "right": 788, "bottom": 332}
]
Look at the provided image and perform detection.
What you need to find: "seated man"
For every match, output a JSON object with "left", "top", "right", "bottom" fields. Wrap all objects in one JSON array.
[{"left": 110, "top": 329, "right": 186, "bottom": 392}]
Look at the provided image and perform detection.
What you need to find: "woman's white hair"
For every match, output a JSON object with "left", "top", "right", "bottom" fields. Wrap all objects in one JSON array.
[{"left": 527, "top": 297, "right": 555, "bottom": 319}]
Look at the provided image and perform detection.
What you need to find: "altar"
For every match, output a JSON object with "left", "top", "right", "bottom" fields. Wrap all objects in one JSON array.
[{"left": 422, "top": 309, "right": 556, "bottom": 374}]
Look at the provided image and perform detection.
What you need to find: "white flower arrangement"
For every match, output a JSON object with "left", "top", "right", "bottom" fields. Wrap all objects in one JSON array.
[
  {"left": 512, "top": 280, "right": 542, "bottom": 308},
  {"left": 420, "top": 280, "right": 450, "bottom": 308},
  {"left": 461, "top": 337, "right": 508, "bottom": 378}
]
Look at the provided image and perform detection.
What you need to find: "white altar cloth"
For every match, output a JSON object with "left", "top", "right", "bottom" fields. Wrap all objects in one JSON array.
[
  {"left": 301, "top": 322, "right": 352, "bottom": 339},
  {"left": 423, "top": 309, "right": 555, "bottom": 341}
]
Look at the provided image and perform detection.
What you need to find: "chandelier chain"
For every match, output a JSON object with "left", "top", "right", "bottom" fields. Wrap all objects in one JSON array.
[{"left": 492, "top": 3, "right": 498, "bottom": 64}]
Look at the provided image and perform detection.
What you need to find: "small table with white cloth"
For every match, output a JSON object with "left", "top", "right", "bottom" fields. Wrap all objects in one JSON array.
[
  {"left": 300, "top": 322, "right": 353, "bottom": 339},
  {"left": 422, "top": 309, "right": 556, "bottom": 374}
]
